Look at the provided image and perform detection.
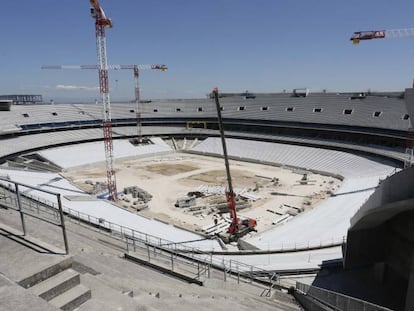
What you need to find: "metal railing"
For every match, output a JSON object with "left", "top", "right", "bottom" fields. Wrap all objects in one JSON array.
[
  {"left": 61, "top": 205, "right": 280, "bottom": 287},
  {"left": 296, "top": 282, "right": 394, "bottom": 311},
  {"left": 0, "top": 180, "right": 280, "bottom": 287},
  {"left": 125, "top": 236, "right": 211, "bottom": 282},
  {"left": 0, "top": 177, "right": 69, "bottom": 254}
]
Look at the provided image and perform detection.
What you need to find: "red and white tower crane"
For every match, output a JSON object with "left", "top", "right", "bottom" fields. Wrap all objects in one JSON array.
[
  {"left": 41, "top": 64, "right": 168, "bottom": 141},
  {"left": 350, "top": 28, "right": 414, "bottom": 44},
  {"left": 89, "top": 0, "right": 117, "bottom": 200}
]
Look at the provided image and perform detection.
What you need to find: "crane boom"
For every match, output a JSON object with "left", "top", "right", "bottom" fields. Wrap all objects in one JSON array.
[
  {"left": 212, "top": 88, "right": 257, "bottom": 241},
  {"left": 351, "top": 28, "right": 414, "bottom": 44},
  {"left": 212, "top": 88, "right": 238, "bottom": 234}
]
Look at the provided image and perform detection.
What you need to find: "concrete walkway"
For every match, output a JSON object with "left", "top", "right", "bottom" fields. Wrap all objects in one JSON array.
[{"left": 0, "top": 207, "right": 302, "bottom": 311}]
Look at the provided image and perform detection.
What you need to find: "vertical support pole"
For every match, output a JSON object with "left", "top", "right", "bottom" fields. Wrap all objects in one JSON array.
[
  {"left": 171, "top": 253, "right": 174, "bottom": 271},
  {"left": 132, "top": 230, "right": 136, "bottom": 252},
  {"left": 147, "top": 244, "right": 151, "bottom": 262},
  {"left": 57, "top": 194, "right": 69, "bottom": 255},
  {"left": 15, "top": 184, "right": 26, "bottom": 236},
  {"left": 134, "top": 65, "right": 142, "bottom": 142}
]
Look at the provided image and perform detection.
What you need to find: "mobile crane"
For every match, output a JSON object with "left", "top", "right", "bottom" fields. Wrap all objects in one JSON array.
[{"left": 212, "top": 88, "right": 257, "bottom": 242}]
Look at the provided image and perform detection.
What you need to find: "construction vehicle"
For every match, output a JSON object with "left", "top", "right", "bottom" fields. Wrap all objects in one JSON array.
[{"left": 212, "top": 88, "right": 257, "bottom": 242}]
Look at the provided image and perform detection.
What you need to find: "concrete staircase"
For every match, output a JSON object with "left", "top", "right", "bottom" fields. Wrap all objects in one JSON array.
[{"left": 21, "top": 258, "right": 91, "bottom": 311}]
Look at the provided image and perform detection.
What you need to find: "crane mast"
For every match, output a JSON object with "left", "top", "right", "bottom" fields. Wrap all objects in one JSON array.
[
  {"left": 90, "top": 0, "right": 117, "bottom": 200},
  {"left": 130, "top": 65, "right": 168, "bottom": 141},
  {"left": 134, "top": 65, "right": 142, "bottom": 141}
]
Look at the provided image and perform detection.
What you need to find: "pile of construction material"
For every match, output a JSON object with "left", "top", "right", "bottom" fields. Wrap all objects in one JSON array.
[
  {"left": 85, "top": 180, "right": 107, "bottom": 194},
  {"left": 266, "top": 203, "right": 304, "bottom": 226},
  {"left": 196, "top": 184, "right": 260, "bottom": 201},
  {"left": 175, "top": 193, "right": 252, "bottom": 219},
  {"left": 214, "top": 199, "right": 251, "bottom": 213},
  {"left": 124, "top": 186, "right": 152, "bottom": 202},
  {"left": 200, "top": 217, "right": 230, "bottom": 236},
  {"left": 120, "top": 186, "right": 153, "bottom": 211}
]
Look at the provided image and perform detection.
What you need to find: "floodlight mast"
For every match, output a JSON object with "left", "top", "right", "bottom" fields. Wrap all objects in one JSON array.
[{"left": 90, "top": 0, "right": 117, "bottom": 200}]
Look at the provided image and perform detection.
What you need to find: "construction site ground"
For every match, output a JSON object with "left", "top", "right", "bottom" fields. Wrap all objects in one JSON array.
[{"left": 62, "top": 152, "right": 342, "bottom": 237}]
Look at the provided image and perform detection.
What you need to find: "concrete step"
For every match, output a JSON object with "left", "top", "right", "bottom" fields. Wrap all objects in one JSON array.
[
  {"left": 29, "top": 268, "right": 80, "bottom": 301},
  {"left": 77, "top": 273, "right": 141, "bottom": 311},
  {"left": 18, "top": 257, "right": 73, "bottom": 289},
  {"left": 49, "top": 284, "right": 91, "bottom": 311}
]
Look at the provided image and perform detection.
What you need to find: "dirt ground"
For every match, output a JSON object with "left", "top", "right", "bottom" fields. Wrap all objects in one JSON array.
[{"left": 62, "top": 152, "right": 342, "bottom": 236}]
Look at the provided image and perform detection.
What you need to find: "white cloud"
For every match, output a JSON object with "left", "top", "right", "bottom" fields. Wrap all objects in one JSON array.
[{"left": 56, "top": 84, "right": 99, "bottom": 91}]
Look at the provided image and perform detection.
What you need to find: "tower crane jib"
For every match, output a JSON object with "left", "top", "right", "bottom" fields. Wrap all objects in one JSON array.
[{"left": 41, "top": 64, "right": 168, "bottom": 142}]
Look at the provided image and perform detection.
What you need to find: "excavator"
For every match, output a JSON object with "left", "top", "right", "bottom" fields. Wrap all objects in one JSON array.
[{"left": 212, "top": 88, "right": 257, "bottom": 242}]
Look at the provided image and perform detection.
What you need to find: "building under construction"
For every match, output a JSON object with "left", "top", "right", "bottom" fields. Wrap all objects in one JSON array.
[{"left": 0, "top": 95, "right": 43, "bottom": 105}]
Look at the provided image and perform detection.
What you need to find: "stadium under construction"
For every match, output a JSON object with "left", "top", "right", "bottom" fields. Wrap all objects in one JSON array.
[{"left": 1, "top": 88, "right": 414, "bottom": 310}]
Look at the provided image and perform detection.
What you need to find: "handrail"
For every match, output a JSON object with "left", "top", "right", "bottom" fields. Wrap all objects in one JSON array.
[
  {"left": 296, "top": 282, "right": 394, "bottom": 311},
  {"left": 0, "top": 178, "right": 69, "bottom": 254},
  {"left": 0, "top": 177, "right": 342, "bottom": 284}
]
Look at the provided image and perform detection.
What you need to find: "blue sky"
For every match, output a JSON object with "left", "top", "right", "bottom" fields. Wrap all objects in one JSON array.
[{"left": 1, "top": 0, "right": 414, "bottom": 102}]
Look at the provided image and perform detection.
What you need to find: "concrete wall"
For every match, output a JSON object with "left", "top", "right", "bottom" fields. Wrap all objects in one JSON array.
[
  {"left": 344, "top": 166, "right": 414, "bottom": 310},
  {"left": 404, "top": 88, "right": 414, "bottom": 128},
  {"left": 350, "top": 166, "right": 414, "bottom": 230}
]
